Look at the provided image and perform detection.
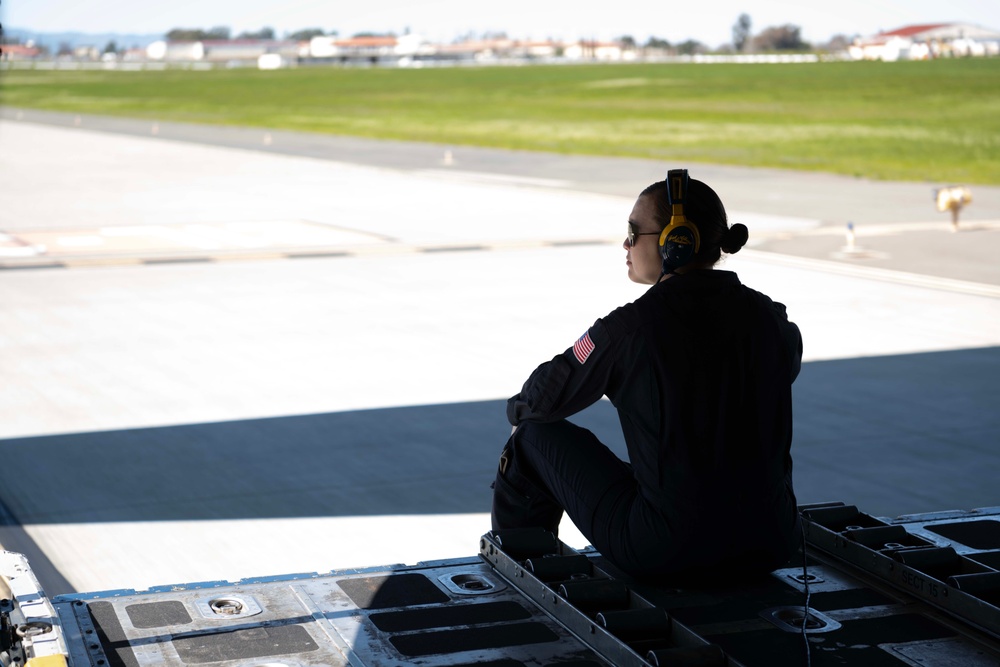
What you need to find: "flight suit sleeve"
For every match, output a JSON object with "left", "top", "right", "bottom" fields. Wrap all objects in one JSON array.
[
  {"left": 506, "top": 318, "right": 618, "bottom": 425},
  {"left": 773, "top": 301, "right": 803, "bottom": 383}
]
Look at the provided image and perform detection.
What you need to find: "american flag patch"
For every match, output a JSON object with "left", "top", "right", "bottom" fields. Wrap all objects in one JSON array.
[{"left": 573, "top": 331, "right": 596, "bottom": 364}]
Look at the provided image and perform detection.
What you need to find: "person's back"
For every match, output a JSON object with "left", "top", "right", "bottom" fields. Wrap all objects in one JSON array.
[
  {"left": 600, "top": 269, "right": 801, "bottom": 578},
  {"left": 492, "top": 170, "right": 802, "bottom": 581}
]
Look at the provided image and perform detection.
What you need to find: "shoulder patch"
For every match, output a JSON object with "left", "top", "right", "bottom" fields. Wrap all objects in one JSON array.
[{"left": 573, "top": 331, "right": 596, "bottom": 364}]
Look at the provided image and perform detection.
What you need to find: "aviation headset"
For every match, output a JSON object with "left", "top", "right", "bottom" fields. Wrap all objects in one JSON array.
[{"left": 658, "top": 169, "right": 701, "bottom": 276}]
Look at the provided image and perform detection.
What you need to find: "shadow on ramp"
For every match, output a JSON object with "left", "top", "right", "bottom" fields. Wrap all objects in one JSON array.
[
  {"left": 0, "top": 400, "right": 625, "bottom": 525},
  {"left": 0, "top": 346, "right": 997, "bottom": 526}
]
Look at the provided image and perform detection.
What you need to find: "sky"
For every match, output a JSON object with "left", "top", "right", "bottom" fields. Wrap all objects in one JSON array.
[{"left": 4, "top": 0, "right": 1000, "bottom": 47}]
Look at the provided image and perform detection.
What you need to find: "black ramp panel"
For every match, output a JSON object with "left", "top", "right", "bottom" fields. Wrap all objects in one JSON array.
[
  {"left": 708, "top": 614, "right": 957, "bottom": 667},
  {"left": 88, "top": 601, "right": 141, "bottom": 667},
  {"left": 389, "top": 622, "right": 560, "bottom": 657},
  {"left": 970, "top": 551, "right": 1000, "bottom": 571},
  {"left": 370, "top": 601, "right": 532, "bottom": 632},
  {"left": 337, "top": 573, "right": 450, "bottom": 609},
  {"left": 125, "top": 601, "right": 193, "bottom": 629},
  {"left": 926, "top": 520, "right": 1000, "bottom": 550},
  {"left": 172, "top": 624, "right": 319, "bottom": 664}
]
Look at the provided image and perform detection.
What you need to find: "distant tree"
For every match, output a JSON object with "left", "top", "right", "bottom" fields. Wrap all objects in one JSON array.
[
  {"left": 103, "top": 40, "right": 118, "bottom": 54},
  {"left": 676, "top": 39, "right": 706, "bottom": 55},
  {"left": 166, "top": 28, "right": 208, "bottom": 42},
  {"left": 821, "top": 34, "right": 853, "bottom": 53},
  {"left": 618, "top": 35, "right": 637, "bottom": 48},
  {"left": 752, "top": 24, "right": 809, "bottom": 51},
  {"left": 205, "top": 26, "right": 231, "bottom": 40},
  {"left": 644, "top": 36, "right": 671, "bottom": 50},
  {"left": 165, "top": 26, "right": 231, "bottom": 42},
  {"left": 287, "top": 28, "right": 326, "bottom": 41},
  {"left": 732, "top": 13, "right": 752, "bottom": 52},
  {"left": 237, "top": 27, "right": 275, "bottom": 40},
  {"left": 56, "top": 41, "right": 73, "bottom": 56}
]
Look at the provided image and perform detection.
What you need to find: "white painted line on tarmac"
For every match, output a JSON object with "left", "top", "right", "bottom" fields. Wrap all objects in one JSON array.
[
  {"left": 770, "top": 219, "right": 1000, "bottom": 237},
  {"left": 742, "top": 249, "right": 1000, "bottom": 299}
]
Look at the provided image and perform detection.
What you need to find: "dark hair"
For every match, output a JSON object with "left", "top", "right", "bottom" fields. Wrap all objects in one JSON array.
[{"left": 640, "top": 178, "right": 748, "bottom": 265}]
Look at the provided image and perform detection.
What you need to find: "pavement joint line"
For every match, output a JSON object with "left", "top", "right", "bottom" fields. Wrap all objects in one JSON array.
[
  {"left": 211, "top": 252, "right": 291, "bottom": 262},
  {"left": 1, "top": 239, "right": 997, "bottom": 300},
  {"left": 60, "top": 257, "right": 145, "bottom": 268},
  {"left": 759, "top": 220, "right": 1000, "bottom": 237},
  {"left": 741, "top": 249, "right": 1000, "bottom": 299},
  {"left": 0, "top": 238, "right": 620, "bottom": 271},
  {"left": 2, "top": 235, "right": 995, "bottom": 302},
  {"left": 421, "top": 244, "right": 490, "bottom": 253}
]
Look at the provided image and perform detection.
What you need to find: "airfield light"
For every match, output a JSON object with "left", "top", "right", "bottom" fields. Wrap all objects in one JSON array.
[{"left": 934, "top": 185, "right": 972, "bottom": 232}]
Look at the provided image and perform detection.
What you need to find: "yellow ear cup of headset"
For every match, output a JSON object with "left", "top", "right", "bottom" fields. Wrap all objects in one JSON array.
[{"left": 658, "top": 169, "right": 701, "bottom": 273}]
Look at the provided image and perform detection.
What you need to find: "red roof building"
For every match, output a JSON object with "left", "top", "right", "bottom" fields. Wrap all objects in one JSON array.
[
  {"left": 851, "top": 22, "right": 1000, "bottom": 60},
  {"left": 1, "top": 44, "right": 43, "bottom": 60}
]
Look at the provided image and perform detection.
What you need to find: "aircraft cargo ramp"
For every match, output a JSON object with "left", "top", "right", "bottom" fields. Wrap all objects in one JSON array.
[{"left": 4, "top": 503, "right": 1000, "bottom": 667}]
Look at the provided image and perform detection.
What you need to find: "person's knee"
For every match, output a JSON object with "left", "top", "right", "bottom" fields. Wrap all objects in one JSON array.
[
  {"left": 496, "top": 422, "right": 559, "bottom": 496},
  {"left": 501, "top": 422, "right": 542, "bottom": 468}
]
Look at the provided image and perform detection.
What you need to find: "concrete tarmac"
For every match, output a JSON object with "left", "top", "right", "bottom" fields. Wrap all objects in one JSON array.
[
  {"left": 1, "top": 110, "right": 999, "bottom": 596},
  {"left": 5, "top": 106, "right": 1000, "bottom": 284}
]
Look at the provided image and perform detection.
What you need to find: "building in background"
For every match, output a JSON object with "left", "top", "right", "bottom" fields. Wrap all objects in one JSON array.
[
  {"left": 145, "top": 39, "right": 305, "bottom": 66},
  {"left": 0, "top": 44, "right": 43, "bottom": 61},
  {"left": 850, "top": 23, "right": 1000, "bottom": 60},
  {"left": 8, "top": 21, "right": 1000, "bottom": 68}
]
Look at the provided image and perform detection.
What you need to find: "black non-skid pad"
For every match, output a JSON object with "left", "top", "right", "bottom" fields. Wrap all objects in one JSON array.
[
  {"left": 389, "top": 621, "right": 559, "bottom": 657},
  {"left": 926, "top": 520, "right": 1000, "bottom": 550},
  {"left": 125, "top": 601, "right": 192, "bottom": 629},
  {"left": 336, "top": 572, "right": 450, "bottom": 609},
  {"left": 370, "top": 601, "right": 531, "bottom": 632}
]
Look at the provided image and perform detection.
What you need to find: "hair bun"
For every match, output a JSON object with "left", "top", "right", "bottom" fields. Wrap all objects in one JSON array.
[{"left": 720, "top": 223, "right": 748, "bottom": 254}]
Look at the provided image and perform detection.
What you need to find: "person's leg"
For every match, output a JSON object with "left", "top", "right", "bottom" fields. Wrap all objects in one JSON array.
[
  {"left": 491, "top": 420, "right": 638, "bottom": 554},
  {"left": 490, "top": 425, "right": 564, "bottom": 534}
]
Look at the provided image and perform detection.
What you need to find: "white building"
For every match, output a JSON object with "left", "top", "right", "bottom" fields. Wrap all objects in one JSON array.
[
  {"left": 562, "top": 40, "right": 630, "bottom": 61},
  {"left": 146, "top": 39, "right": 303, "bottom": 64},
  {"left": 308, "top": 35, "right": 433, "bottom": 63},
  {"left": 146, "top": 40, "right": 205, "bottom": 61},
  {"left": 850, "top": 23, "right": 1000, "bottom": 61}
]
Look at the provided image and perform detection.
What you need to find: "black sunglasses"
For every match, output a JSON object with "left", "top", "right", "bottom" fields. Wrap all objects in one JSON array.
[{"left": 627, "top": 221, "right": 660, "bottom": 247}]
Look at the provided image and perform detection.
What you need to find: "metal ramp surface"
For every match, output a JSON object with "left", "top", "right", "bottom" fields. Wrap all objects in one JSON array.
[{"left": 3, "top": 503, "right": 1000, "bottom": 666}]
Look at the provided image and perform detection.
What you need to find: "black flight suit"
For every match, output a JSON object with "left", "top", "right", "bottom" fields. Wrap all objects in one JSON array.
[{"left": 491, "top": 270, "right": 802, "bottom": 581}]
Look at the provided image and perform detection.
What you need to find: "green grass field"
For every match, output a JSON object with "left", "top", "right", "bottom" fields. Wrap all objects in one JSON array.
[{"left": 3, "top": 59, "right": 999, "bottom": 183}]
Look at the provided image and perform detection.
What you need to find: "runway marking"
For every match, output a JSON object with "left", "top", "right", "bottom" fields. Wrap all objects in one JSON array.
[
  {"left": 2, "top": 224, "right": 996, "bottom": 299},
  {"left": 0, "top": 221, "right": 616, "bottom": 270},
  {"left": 0, "top": 220, "right": 392, "bottom": 268}
]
